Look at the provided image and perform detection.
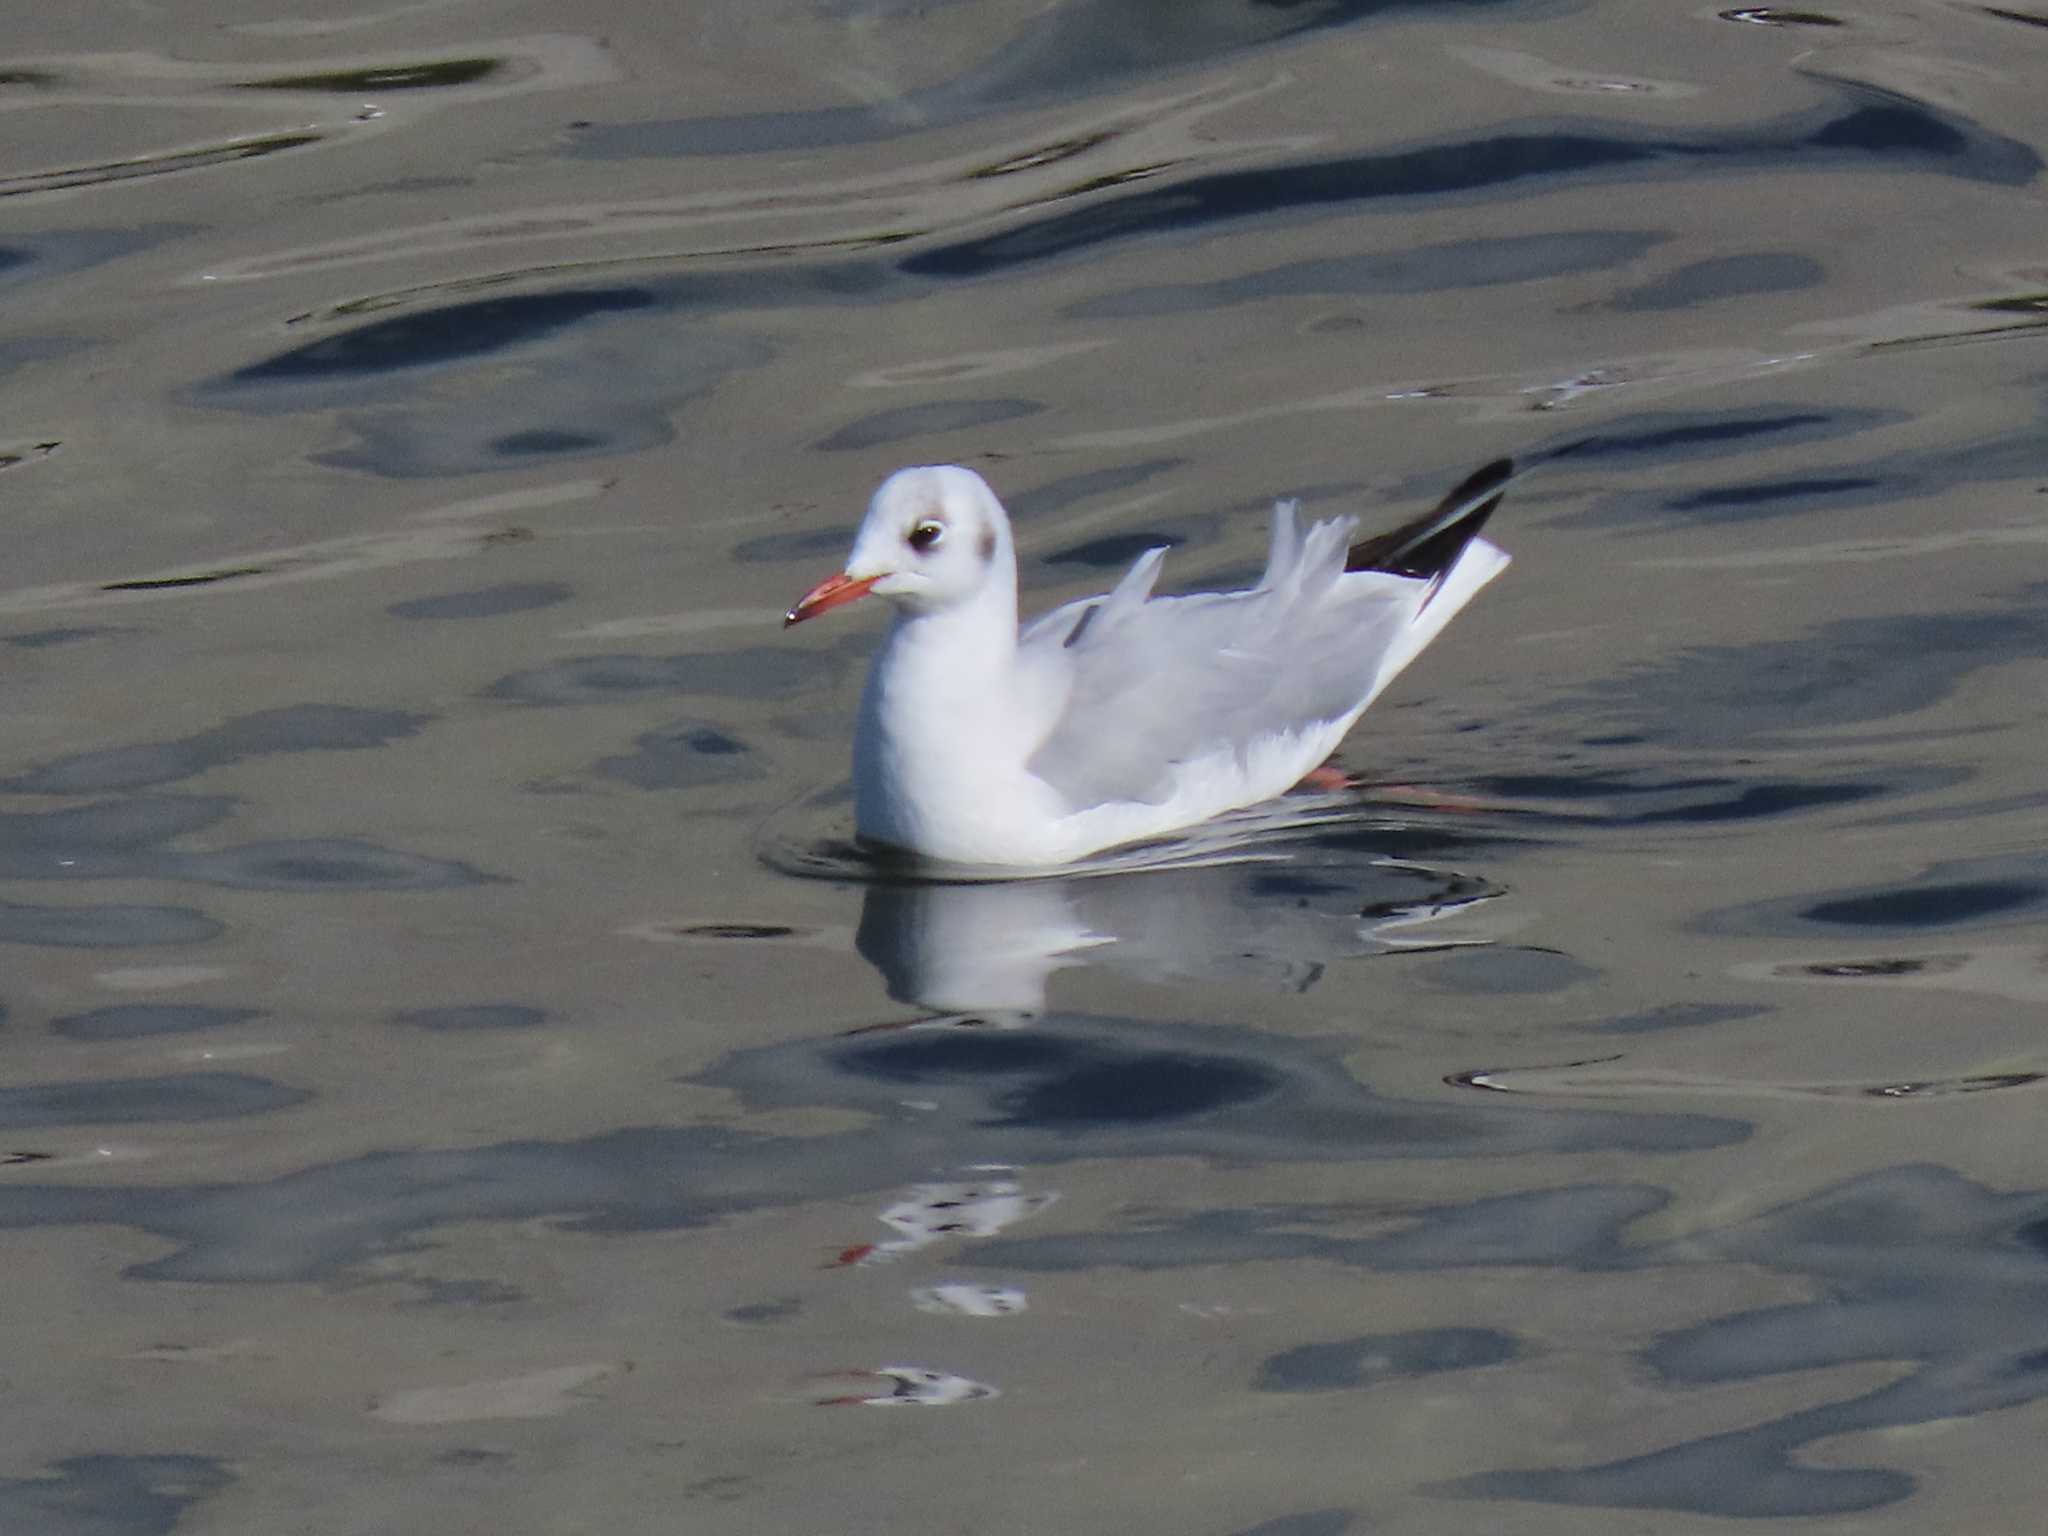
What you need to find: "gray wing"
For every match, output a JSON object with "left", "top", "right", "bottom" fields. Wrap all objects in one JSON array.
[{"left": 1019, "top": 508, "right": 1413, "bottom": 810}]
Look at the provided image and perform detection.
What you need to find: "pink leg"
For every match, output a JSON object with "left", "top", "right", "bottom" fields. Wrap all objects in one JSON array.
[
  {"left": 1360, "top": 782, "right": 1497, "bottom": 813},
  {"left": 1294, "top": 762, "right": 1358, "bottom": 792},
  {"left": 1292, "top": 758, "right": 1499, "bottom": 813}
]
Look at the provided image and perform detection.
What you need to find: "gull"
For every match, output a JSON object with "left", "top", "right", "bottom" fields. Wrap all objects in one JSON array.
[{"left": 784, "top": 458, "right": 1513, "bottom": 867}]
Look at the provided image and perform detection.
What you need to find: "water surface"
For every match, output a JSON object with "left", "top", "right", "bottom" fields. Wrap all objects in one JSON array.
[{"left": 3, "top": 2, "right": 2047, "bottom": 1531}]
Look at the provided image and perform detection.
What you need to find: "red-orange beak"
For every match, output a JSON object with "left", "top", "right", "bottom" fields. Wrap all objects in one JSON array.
[{"left": 784, "top": 571, "right": 878, "bottom": 628}]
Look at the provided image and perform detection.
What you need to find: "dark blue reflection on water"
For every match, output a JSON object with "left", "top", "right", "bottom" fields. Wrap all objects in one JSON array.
[
  {"left": 0, "top": 794, "right": 234, "bottom": 873},
  {"left": 572, "top": 0, "right": 1521, "bottom": 157},
  {"left": 1553, "top": 385, "right": 2048, "bottom": 531},
  {"left": 187, "top": 82, "right": 2043, "bottom": 483},
  {"left": 2, "top": 625, "right": 127, "bottom": 650},
  {"left": 228, "top": 290, "right": 657, "bottom": 382},
  {"left": 1981, "top": 4, "right": 2048, "bottom": 29},
  {"left": 815, "top": 397, "right": 1042, "bottom": 451},
  {"left": 901, "top": 98, "right": 2038, "bottom": 278},
  {"left": 0, "top": 1013, "right": 1740, "bottom": 1284},
  {"left": 1660, "top": 474, "right": 1882, "bottom": 517},
  {"left": 485, "top": 647, "right": 817, "bottom": 705},
  {"left": 0, "top": 337, "right": 82, "bottom": 377},
  {"left": 1600, "top": 250, "right": 1823, "bottom": 310},
  {"left": 845, "top": 1031, "right": 1280, "bottom": 1125},
  {"left": 969, "top": 1165, "right": 2048, "bottom": 1516},
  {"left": 0, "top": 796, "right": 490, "bottom": 893},
  {"left": 3, "top": 705, "right": 429, "bottom": 795},
  {"left": 0, "top": 706, "right": 493, "bottom": 911},
  {"left": 0, "top": 1073, "right": 308, "bottom": 1127},
  {"left": 174, "top": 841, "right": 495, "bottom": 892},
  {"left": 50, "top": 1004, "right": 262, "bottom": 1041},
  {"left": 1573, "top": 587, "right": 2048, "bottom": 747},
  {"left": 1475, "top": 769, "right": 1901, "bottom": 825},
  {"left": 197, "top": 294, "right": 771, "bottom": 477},
  {"left": 1536, "top": 406, "right": 1865, "bottom": 466},
  {"left": 0, "top": 228, "right": 192, "bottom": 300},
  {"left": 1705, "top": 854, "right": 2048, "bottom": 936},
  {"left": 1437, "top": 1167, "right": 2048, "bottom": 1517},
  {"left": 1587, "top": 1002, "right": 1775, "bottom": 1036},
  {"left": 748, "top": 1013, "right": 1743, "bottom": 1159},
  {"left": 722, "top": 1296, "right": 801, "bottom": 1326},
  {"left": 186, "top": 82, "right": 2044, "bottom": 485},
  {"left": 832, "top": 1032, "right": 1077, "bottom": 1081},
  {"left": 1254, "top": 1327, "right": 1520, "bottom": 1391},
  {"left": 0, "top": 1455, "right": 232, "bottom": 1536},
  {"left": 1068, "top": 231, "right": 1664, "bottom": 318},
  {"left": 1641, "top": 782, "right": 1888, "bottom": 824},
  {"left": 1805, "top": 879, "right": 2045, "bottom": 927},
  {"left": 493, "top": 427, "right": 604, "bottom": 456},
  {"left": 589, "top": 720, "right": 765, "bottom": 791},
  {"left": 0, "top": 900, "right": 220, "bottom": 948}
]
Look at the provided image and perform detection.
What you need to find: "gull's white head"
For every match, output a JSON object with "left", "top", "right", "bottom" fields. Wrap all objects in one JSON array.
[{"left": 786, "top": 465, "right": 1013, "bottom": 627}]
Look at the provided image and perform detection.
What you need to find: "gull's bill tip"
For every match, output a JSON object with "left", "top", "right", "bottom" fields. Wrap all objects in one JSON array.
[{"left": 785, "top": 570, "right": 879, "bottom": 627}]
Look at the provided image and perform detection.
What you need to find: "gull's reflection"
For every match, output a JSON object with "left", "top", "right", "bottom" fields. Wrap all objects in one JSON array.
[{"left": 854, "top": 854, "right": 1505, "bottom": 1016}]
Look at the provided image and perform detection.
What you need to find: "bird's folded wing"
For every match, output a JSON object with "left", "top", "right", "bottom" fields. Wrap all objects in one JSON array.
[{"left": 1020, "top": 515, "right": 1413, "bottom": 810}]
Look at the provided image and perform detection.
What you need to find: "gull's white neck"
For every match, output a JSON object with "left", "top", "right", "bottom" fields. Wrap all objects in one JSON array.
[
  {"left": 853, "top": 572, "right": 1057, "bottom": 858},
  {"left": 882, "top": 572, "right": 1019, "bottom": 688}
]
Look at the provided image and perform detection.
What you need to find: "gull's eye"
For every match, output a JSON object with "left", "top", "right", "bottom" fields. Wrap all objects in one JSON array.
[{"left": 907, "top": 520, "right": 944, "bottom": 553}]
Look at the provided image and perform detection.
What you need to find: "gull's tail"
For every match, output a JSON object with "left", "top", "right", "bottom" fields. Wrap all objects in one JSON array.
[
  {"left": 1347, "top": 457, "right": 1516, "bottom": 706},
  {"left": 1345, "top": 456, "right": 1514, "bottom": 583}
]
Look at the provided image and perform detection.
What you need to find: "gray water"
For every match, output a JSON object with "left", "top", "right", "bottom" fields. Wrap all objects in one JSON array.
[{"left": 4, "top": 2, "right": 2048, "bottom": 1531}]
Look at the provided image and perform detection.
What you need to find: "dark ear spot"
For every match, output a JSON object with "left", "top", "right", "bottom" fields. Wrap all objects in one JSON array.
[{"left": 978, "top": 526, "right": 996, "bottom": 562}]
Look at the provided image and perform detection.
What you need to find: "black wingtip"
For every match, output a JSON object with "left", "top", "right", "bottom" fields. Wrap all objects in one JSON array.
[{"left": 1346, "top": 456, "right": 1514, "bottom": 580}]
